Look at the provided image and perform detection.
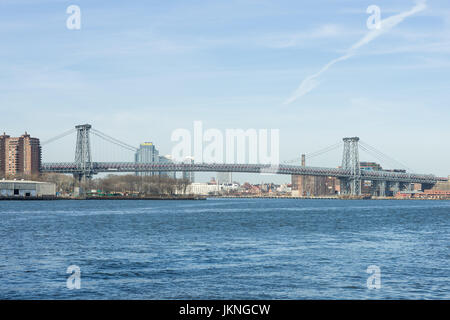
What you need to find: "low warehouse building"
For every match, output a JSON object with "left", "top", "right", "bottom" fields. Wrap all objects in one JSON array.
[{"left": 0, "top": 180, "right": 56, "bottom": 197}]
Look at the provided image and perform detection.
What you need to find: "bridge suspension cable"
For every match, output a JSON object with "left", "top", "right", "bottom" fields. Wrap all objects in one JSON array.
[
  {"left": 282, "top": 141, "right": 342, "bottom": 164},
  {"left": 90, "top": 128, "right": 137, "bottom": 152},
  {"left": 305, "top": 141, "right": 342, "bottom": 160},
  {"left": 41, "top": 128, "right": 77, "bottom": 146},
  {"left": 359, "top": 140, "right": 413, "bottom": 172}
]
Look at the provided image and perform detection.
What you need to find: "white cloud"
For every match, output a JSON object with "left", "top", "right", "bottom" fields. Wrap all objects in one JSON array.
[{"left": 285, "top": 0, "right": 428, "bottom": 104}]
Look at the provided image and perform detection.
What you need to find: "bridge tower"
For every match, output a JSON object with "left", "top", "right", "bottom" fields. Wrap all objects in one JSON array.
[
  {"left": 74, "top": 124, "right": 93, "bottom": 181},
  {"left": 340, "top": 137, "right": 361, "bottom": 196}
]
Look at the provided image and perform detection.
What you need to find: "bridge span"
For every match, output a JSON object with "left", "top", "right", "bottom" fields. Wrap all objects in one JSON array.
[
  {"left": 41, "top": 162, "right": 446, "bottom": 185},
  {"left": 40, "top": 124, "right": 448, "bottom": 196}
]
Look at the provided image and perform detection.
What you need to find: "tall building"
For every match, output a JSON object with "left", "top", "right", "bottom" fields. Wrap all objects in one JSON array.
[
  {"left": 135, "top": 142, "right": 159, "bottom": 177},
  {"left": 0, "top": 132, "right": 41, "bottom": 178},
  {"left": 135, "top": 142, "right": 177, "bottom": 178}
]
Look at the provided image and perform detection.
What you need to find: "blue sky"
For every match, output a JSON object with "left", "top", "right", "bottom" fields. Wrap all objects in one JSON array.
[{"left": 0, "top": 0, "right": 449, "bottom": 182}]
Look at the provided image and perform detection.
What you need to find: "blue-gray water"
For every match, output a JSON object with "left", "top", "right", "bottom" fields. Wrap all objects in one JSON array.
[{"left": 0, "top": 199, "right": 449, "bottom": 299}]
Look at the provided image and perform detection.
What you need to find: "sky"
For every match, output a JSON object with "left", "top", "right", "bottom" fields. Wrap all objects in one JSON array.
[{"left": 0, "top": 0, "right": 449, "bottom": 182}]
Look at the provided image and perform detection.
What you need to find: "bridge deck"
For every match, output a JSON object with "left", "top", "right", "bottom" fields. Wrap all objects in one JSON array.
[{"left": 40, "top": 162, "right": 446, "bottom": 184}]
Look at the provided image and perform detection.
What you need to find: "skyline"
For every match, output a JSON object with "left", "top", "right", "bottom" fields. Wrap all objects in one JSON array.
[
  {"left": 1, "top": 0, "right": 449, "bottom": 180},
  {"left": 3, "top": 125, "right": 448, "bottom": 185}
]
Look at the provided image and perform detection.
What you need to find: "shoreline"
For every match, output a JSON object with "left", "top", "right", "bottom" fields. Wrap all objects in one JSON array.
[
  {"left": 211, "top": 196, "right": 450, "bottom": 200},
  {"left": 0, "top": 196, "right": 207, "bottom": 201},
  {"left": 1, "top": 196, "right": 448, "bottom": 201}
]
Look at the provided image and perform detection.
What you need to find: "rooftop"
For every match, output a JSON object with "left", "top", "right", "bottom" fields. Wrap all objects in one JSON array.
[{"left": 0, "top": 180, "right": 52, "bottom": 184}]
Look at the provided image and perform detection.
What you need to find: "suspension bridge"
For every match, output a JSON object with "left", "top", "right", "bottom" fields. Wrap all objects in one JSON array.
[{"left": 40, "top": 124, "right": 447, "bottom": 196}]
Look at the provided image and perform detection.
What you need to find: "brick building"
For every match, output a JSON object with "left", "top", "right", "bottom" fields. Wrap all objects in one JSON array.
[
  {"left": 291, "top": 154, "right": 338, "bottom": 197},
  {"left": 0, "top": 132, "right": 41, "bottom": 178},
  {"left": 291, "top": 175, "right": 338, "bottom": 197}
]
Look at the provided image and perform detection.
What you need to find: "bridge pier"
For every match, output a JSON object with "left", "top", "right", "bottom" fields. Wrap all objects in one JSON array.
[
  {"left": 378, "top": 181, "right": 386, "bottom": 197},
  {"left": 370, "top": 181, "right": 417, "bottom": 197},
  {"left": 74, "top": 124, "right": 94, "bottom": 183},
  {"left": 73, "top": 124, "right": 95, "bottom": 196},
  {"left": 371, "top": 180, "right": 387, "bottom": 197},
  {"left": 389, "top": 182, "right": 400, "bottom": 196},
  {"left": 340, "top": 178, "right": 362, "bottom": 196}
]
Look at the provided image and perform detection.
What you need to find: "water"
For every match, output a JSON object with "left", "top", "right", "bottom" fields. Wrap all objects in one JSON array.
[{"left": 0, "top": 199, "right": 449, "bottom": 299}]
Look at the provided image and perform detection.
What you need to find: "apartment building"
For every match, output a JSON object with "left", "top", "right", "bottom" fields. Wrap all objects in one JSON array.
[{"left": 0, "top": 132, "right": 41, "bottom": 178}]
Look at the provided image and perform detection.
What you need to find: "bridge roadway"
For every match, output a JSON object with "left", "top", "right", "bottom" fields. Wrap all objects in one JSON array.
[{"left": 40, "top": 162, "right": 447, "bottom": 184}]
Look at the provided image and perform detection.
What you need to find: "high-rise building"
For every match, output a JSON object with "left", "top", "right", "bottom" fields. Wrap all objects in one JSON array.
[
  {"left": 135, "top": 142, "right": 177, "bottom": 178},
  {"left": 0, "top": 132, "right": 41, "bottom": 178},
  {"left": 135, "top": 142, "right": 159, "bottom": 176}
]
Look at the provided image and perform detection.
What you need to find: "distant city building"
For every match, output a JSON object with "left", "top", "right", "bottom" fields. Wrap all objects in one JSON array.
[
  {"left": 0, "top": 132, "right": 41, "bottom": 178},
  {"left": 359, "top": 162, "right": 382, "bottom": 194},
  {"left": 395, "top": 189, "right": 450, "bottom": 200},
  {"left": 135, "top": 142, "right": 159, "bottom": 177},
  {"left": 276, "top": 184, "right": 291, "bottom": 194},
  {"left": 291, "top": 175, "right": 338, "bottom": 197},
  {"left": 431, "top": 176, "right": 450, "bottom": 191},
  {"left": 135, "top": 142, "right": 177, "bottom": 178},
  {"left": 291, "top": 159, "right": 417, "bottom": 196},
  {"left": 291, "top": 154, "right": 337, "bottom": 197},
  {"left": 360, "top": 162, "right": 383, "bottom": 171},
  {"left": 183, "top": 182, "right": 239, "bottom": 196}
]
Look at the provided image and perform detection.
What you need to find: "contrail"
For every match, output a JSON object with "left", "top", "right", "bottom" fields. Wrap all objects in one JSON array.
[{"left": 285, "top": 0, "right": 427, "bottom": 104}]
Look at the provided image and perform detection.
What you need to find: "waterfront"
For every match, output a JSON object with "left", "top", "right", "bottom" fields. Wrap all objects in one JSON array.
[{"left": 0, "top": 199, "right": 449, "bottom": 299}]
